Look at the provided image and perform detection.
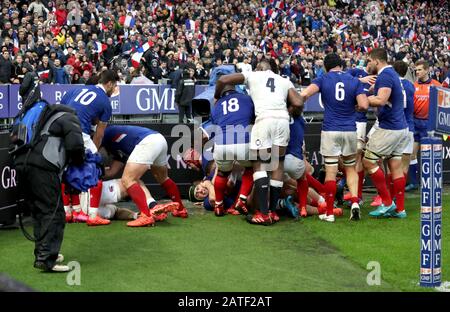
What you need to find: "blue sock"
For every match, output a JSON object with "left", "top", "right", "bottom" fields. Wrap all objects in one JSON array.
[{"left": 408, "top": 160, "right": 418, "bottom": 185}]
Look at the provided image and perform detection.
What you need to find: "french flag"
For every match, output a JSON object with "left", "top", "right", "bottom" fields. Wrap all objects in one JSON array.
[
  {"left": 38, "top": 69, "right": 49, "bottom": 80},
  {"left": 289, "top": 9, "right": 297, "bottom": 20},
  {"left": 131, "top": 41, "right": 154, "bottom": 68},
  {"left": 337, "top": 22, "right": 348, "bottom": 33},
  {"left": 124, "top": 15, "right": 135, "bottom": 28},
  {"left": 95, "top": 41, "right": 108, "bottom": 54},
  {"left": 258, "top": 7, "right": 268, "bottom": 18},
  {"left": 186, "top": 19, "right": 196, "bottom": 31},
  {"left": 260, "top": 39, "right": 266, "bottom": 54},
  {"left": 12, "top": 32, "right": 19, "bottom": 55},
  {"left": 274, "top": 0, "right": 284, "bottom": 9}
]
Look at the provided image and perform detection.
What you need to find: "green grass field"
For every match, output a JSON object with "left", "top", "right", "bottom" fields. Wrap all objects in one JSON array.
[{"left": 0, "top": 192, "right": 448, "bottom": 292}]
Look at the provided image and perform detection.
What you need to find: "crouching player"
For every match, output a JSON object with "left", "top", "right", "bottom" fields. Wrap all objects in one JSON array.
[
  {"left": 211, "top": 85, "right": 255, "bottom": 217},
  {"left": 102, "top": 125, "right": 187, "bottom": 227}
]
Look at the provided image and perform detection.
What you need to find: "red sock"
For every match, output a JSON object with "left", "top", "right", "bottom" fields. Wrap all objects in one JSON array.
[
  {"left": 385, "top": 173, "right": 394, "bottom": 198},
  {"left": 324, "top": 180, "right": 336, "bottom": 216},
  {"left": 61, "top": 183, "right": 70, "bottom": 206},
  {"left": 89, "top": 180, "right": 103, "bottom": 209},
  {"left": 127, "top": 183, "right": 151, "bottom": 216},
  {"left": 70, "top": 194, "right": 80, "bottom": 206},
  {"left": 214, "top": 175, "right": 228, "bottom": 204},
  {"left": 317, "top": 203, "right": 326, "bottom": 215},
  {"left": 306, "top": 174, "right": 325, "bottom": 193},
  {"left": 357, "top": 170, "right": 364, "bottom": 199},
  {"left": 162, "top": 178, "right": 185, "bottom": 209},
  {"left": 393, "top": 176, "right": 406, "bottom": 212},
  {"left": 238, "top": 168, "right": 253, "bottom": 199},
  {"left": 370, "top": 168, "right": 392, "bottom": 206},
  {"left": 297, "top": 177, "right": 308, "bottom": 209},
  {"left": 350, "top": 197, "right": 359, "bottom": 205}
]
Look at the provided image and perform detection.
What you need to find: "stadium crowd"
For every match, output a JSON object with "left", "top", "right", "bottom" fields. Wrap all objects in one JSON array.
[{"left": 0, "top": 0, "right": 449, "bottom": 87}]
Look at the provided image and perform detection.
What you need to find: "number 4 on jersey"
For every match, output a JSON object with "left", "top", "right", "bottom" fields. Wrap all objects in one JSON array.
[{"left": 266, "top": 78, "right": 275, "bottom": 93}]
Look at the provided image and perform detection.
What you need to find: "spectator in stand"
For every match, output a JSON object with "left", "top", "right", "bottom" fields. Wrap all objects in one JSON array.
[
  {"left": 36, "top": 54, "right": 53, "bottom": 84},
  {"left": 52, "top": 58, "right": 70, "bottom": 84},
  {"left": 0, "top": 49, "right": 13, "bottom": 84},
  {"left": 0, "top": 0, "right": 447, "bottom": 87}
]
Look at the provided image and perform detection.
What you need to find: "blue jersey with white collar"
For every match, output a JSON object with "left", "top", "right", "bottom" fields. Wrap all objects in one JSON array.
[
  {"left": 61, "top": 85, "right": 112, "bottom": 135},
  {"left": 374, "top": 66, "right": 407, "bottom": 130},
  {"left": 312, "top": 71, "right": 366, "bottom": 131},
  {"left": 211, "top": 91, "right": 255, "bottom": 145},
  {"left": 102, "top": 125, "right": 158, "bottom": 162}
]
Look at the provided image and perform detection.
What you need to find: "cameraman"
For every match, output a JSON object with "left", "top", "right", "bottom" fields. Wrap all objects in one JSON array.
[{"left": 11, "top": 68, "right": 85, "bottom": 272}]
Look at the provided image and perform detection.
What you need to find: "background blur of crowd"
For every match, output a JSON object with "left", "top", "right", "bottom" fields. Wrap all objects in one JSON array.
[{"left": 0, "top": 0, "right": 448, "bottom": 87}]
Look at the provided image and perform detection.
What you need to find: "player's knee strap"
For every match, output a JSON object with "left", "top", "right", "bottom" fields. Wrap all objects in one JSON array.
[
  {"left": 343, "top": 158, "right": 356, "bottom": 167},
  {"left": 278, "top": 155, "right": 285, "bottom": 162},
  {"left": 385, "top": 153, "right": 402, "bottom": 160},
  {"left": 260, "top": 157, "right": 272, "bottom": 164},
  {"left": 364, "top": 149, "right": 381, "bottom": 163},
  {"left": 324, "top": 158, "right": 339, "bottom": 166}
]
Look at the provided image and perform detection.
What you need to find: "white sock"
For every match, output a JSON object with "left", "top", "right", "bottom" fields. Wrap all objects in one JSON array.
[
  {"left": 72, "top": 204, "right": 81, "bottom": 213},
  {"left": 64, "top": 206, "right": 72, "bottom": 214},
  {"left": 88, "top": 207, "right": 98, "bottom": 219}
]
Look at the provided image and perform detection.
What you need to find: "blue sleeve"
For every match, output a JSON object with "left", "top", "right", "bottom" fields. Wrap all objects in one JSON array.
[
  {"left": 312, "top": 75, "right": 323, "bottom": 90},
  {"left": 376, "top": 72, "right": 394, "bottom": 90},
  {"left": 99, "top": 98, "right": 112, "bottom": 122},
  {"left": 355, "top": 80, "right": 366, "bottom": 96},
  {"left": 203, "top": 197, "right": 213, "bottom": 211}
]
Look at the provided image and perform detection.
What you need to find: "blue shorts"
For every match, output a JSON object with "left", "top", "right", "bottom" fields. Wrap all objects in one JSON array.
[{"left": 413, "top": 118, "right": 428, "bottom": 142}]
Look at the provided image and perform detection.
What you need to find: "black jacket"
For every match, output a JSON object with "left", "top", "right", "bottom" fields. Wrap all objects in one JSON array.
[
  {"left": 175, "top": 77, "right": 196, "bottom": 107},
  {"left": 13, "top": 105, "right": 85, "bottom": 173},
  {"left": 0, "top": 56, "right": 13, "bottom": 83}
]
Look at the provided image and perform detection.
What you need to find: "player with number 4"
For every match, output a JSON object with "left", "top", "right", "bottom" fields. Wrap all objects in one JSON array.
[
  {"left": 299, "top": 53, "right": 369, "bottom": 223},
  {"left": 215, "top": 60, "right": 303, "bottom": 225}
]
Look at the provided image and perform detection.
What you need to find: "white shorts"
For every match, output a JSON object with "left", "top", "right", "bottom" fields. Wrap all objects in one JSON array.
[
  {"left": 366, "top": 127, "right": 409, "bottom": 157},
  {"left": 128, "top": 133, "right": 168, "bottom": 167},
  {"left": 402, "top": 131, "right": 414, "bottom": 155},
  {"left": 284, "top": 154, "right": 306, "bottom": 180},
  {"left": 98, "top": 204, "right": 118, "bottom": 220},
  {"left": 320, "top": 131, "right": 357, "bottom": 157},
  {"left": 356, "top": 122, "right": 367, "bottom": 151},
  {"left": 366, "top": 120, "right": 379, "bottom": 140},
  {"left": 82, "top": 133, "right": 97, "bottom": 153},
  {"left": 100, "top": 179, "right": 123, "bottom": 205},
  {"left": 250, "top": 114, "right": 290, "bottom": 150},
  {"left": 213, "top": 143, "right": 252, "bottom": 172}
]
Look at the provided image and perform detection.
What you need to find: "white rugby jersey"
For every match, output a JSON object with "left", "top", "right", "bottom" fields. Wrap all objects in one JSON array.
[{"left": 242, "top": 70, "right": 294, "bottom": 118}]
